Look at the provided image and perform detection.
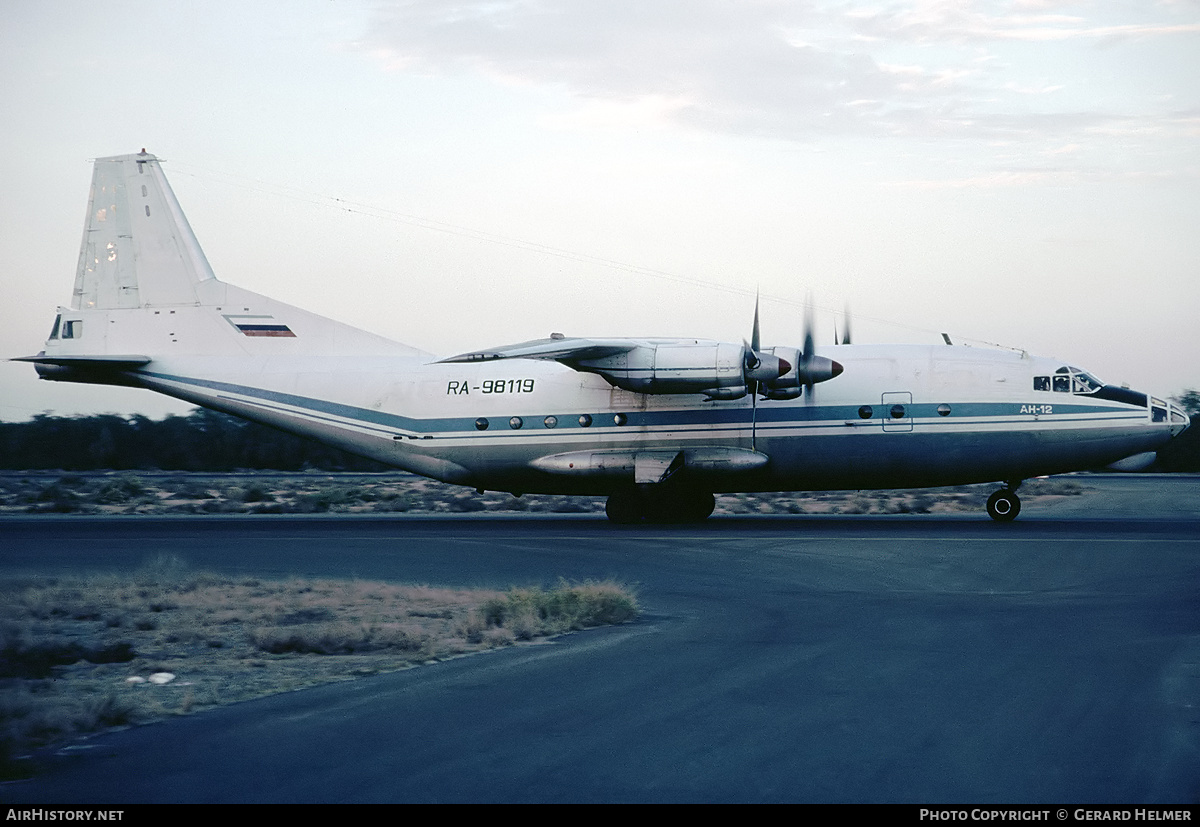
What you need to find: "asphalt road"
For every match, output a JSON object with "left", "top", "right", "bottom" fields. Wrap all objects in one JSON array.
[{"left": 3, "top": 475, "right": 1199, "bottom": 803}]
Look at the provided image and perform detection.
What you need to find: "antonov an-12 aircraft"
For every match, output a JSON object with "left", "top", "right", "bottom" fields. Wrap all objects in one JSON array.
[{"left": 16, "top": 152, "right": 1191, "bottom": 522}]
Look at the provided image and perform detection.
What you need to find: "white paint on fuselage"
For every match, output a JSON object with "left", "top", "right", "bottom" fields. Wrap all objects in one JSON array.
[
  {"left": 26, "top": 152, "right": 1189, "bottom": 499},
  {"left": 115, "top": 333, "right": 1177, "bottom": 494}
]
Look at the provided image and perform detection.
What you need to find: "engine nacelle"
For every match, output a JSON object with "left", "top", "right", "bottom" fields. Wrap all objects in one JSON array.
[
  {"left": 760, "top": 346, "right": 803, "bottom": 399},
  {"left": 575, "top": 342, "right": 749, "bottom": 398},
  {"left": 444, "top": 335, "right": 819, "bottom": 400},
  {"left": 758, "top": 346, "right": 843, "bottom": 399}
]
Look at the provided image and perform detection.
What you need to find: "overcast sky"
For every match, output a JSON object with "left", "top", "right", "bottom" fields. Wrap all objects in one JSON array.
[{"left": 2, "top": 0, "right": 1198, "bottom": 420}]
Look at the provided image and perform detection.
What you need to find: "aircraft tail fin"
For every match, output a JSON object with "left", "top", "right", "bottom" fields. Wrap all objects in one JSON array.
[
  {"left": 73, "top": 150, "right": 215, "bottom": 310},
  {"left": 17, "top": 151, "right": 428, "bottom": 378}
]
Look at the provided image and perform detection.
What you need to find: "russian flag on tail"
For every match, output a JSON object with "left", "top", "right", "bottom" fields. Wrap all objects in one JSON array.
[{"left": 223, "top": 314, "right": 296, "bottom": 337}]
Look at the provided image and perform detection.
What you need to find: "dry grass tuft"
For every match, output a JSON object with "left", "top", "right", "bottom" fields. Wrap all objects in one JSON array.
[
  {"left": 0, "top": 563, "right": 637, "bottom": 775},
  {"left": 479, "top": 581, "right": 639, "bottom": 641}
]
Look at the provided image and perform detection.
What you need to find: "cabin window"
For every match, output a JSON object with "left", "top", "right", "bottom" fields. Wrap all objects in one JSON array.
[
  {"left": 509, "top": 416, "right": 523, "bottom": 430},
  {"left": 937, "top": 404, "right": 952, "bottom": 416},
  {"left": 543, "top": 416, "right": 557, "bottom": 429},
  {"left": 62, "top": 320, "right": 82, "bottom": 339},
  {"left": 858, "top": 405, "right": 873, "bottom": 420},
  {"left": 889, "top": 404, "right": 906, "bottom": 419},
  {"left": 613, "top": 413, "right": 628, "bottom": 426},
  {"left": 578, "top": 414, "right": 592, "bottom": 427},
  {"left": 474, "top": 417, "right": 489, "bottom": 431},
  {"left": 48, "top": 315, "right": 62, "bottom": 340}
]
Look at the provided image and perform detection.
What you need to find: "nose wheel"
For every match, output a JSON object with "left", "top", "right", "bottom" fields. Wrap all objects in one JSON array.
[{"left": 986, "top": 488, "right": 1021, "bottom": 522}]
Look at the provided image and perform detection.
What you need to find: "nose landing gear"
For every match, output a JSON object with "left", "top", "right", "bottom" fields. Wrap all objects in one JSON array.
[{"left": 986, "top": 483, "right": 1022, "bottom": 522}]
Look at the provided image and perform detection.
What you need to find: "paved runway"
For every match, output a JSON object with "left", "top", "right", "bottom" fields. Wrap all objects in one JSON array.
[{"left": 3, "top": 476, "right": 1199, "bottom": 803}]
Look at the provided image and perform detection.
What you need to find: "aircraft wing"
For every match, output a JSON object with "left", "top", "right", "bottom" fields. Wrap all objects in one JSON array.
[
  {"left": 439, "top": 335, "right": 804, "bottom": 399},
  {"left": 439, "top": 337, "right": 637, "bottom": 365},
  {"left": 439, "top": 332, "right": 834, "bottom": 401}
]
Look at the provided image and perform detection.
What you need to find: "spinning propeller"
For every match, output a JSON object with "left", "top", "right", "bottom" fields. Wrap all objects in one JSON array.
[
  {"left": 742, "top": 294, "right": 791, "bottom": 397},
  {"left": 834, "top": 303, "right": 852, "bottom": 346},
  {"left": 742, "top": 294, "right": 844, "bottom": 449},
  {"left": 744, "top": 294, "right": 844, "bottom": 405},
  {"left": 798, "top": 298, "right": 845, "bottom": 401}
]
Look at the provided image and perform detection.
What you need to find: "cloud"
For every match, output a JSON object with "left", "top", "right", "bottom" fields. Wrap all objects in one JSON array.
[
  {"left": 842, "top": 2, "right": 1200, "bottom": 44},
  {"left": 353, "top": 0, "right": 1200, "bottom": 145}
]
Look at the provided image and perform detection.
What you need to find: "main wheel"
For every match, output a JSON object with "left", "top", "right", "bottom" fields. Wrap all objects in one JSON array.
[
  {"left": 680, "top": 490, "right": 715, "bottom": 522},
  {"left": 605, "top": 489, "right": 644, "bottom": 524},
  {"left": 646, "top": 488, "right": 715, "bottom": 523},
  {"left": 986, "top": 489, "right": 1021, "bottom": 522},
  {"left": 605, "top": 487, "right": 715, "bottom": 524}
]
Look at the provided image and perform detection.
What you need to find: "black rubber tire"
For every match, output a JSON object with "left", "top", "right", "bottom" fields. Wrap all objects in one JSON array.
[
  {"left": 605, "top": 489, "right": 643, "bottom": 524},
  {"left": 606, "top": 488, "right": 715, "bottom": 524},
  {"left": 684, "top": 490, "right": 716, "bottom": 522},
  {"left": 986, "top": 489, "right": 1021, "bottom": 522}
]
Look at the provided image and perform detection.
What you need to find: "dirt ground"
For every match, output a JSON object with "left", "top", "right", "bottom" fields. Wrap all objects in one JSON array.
[
  {"left": 0, "top": 471, "right": 1087, "bottom": 517},
  {"left": 0, "top": 472, "right": 1091, "bottom": 775},
  {"left": 0, "top": 561, "right": 636, "bottom": 776}
]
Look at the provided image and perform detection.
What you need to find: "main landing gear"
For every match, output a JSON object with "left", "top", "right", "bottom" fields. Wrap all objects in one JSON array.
[
  {"left": 986, "top": 482, "right": 1022, "bottom": 522},
  {"left": 605, "top": 485, "right": 716, "bottom": 524}
]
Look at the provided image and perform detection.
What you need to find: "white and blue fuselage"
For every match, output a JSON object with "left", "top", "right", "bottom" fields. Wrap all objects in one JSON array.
[
  {"left": 119, "top": 342, "right": 1187, "bottom": 495},
  {"left": 18, "top": 152, "right": 1190, "bottom": 521}
]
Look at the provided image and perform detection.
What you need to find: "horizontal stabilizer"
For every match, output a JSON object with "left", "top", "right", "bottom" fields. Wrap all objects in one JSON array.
[
  {"left": 13, "top": 353, "right": 151, "bottom": 384},
  {"left": 13, "top": 354, "right": 151, "bottom": 367}
]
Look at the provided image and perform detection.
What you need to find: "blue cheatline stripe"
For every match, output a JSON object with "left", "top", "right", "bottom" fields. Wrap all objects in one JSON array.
[
  {"left": 138, "top": 371, "right": 1146, "bottom": 439},
  {"left": 140, "top": 370, "right": 756, "bottom": 434},
  {"left": 210, "top": 394, "right": 407, "bottom": 439},
  {"left": 142, "top": 371, "right": 436, "bottom": 432},
  {"left": 753, "top": 402, "right": 1140, "bottom": 423}
]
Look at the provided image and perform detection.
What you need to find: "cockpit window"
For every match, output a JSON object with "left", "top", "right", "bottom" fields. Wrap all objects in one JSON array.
[
  {"left": 1152, "top": 398, "right": 1168, "bottom": 422},
  {"left": 48, "top": 315, "right": 61, "bottom": 340},
  {"left": 1071, "top": 373, "right": 1101, "bottom": 394},
  {"left": 1036, "top": 367, "right": 1104, "bottom": 395}
]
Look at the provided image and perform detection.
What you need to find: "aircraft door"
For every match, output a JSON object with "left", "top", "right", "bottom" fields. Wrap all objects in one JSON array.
[{"left": 881, "top": 391, "right": 913, "bottom": 432}]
